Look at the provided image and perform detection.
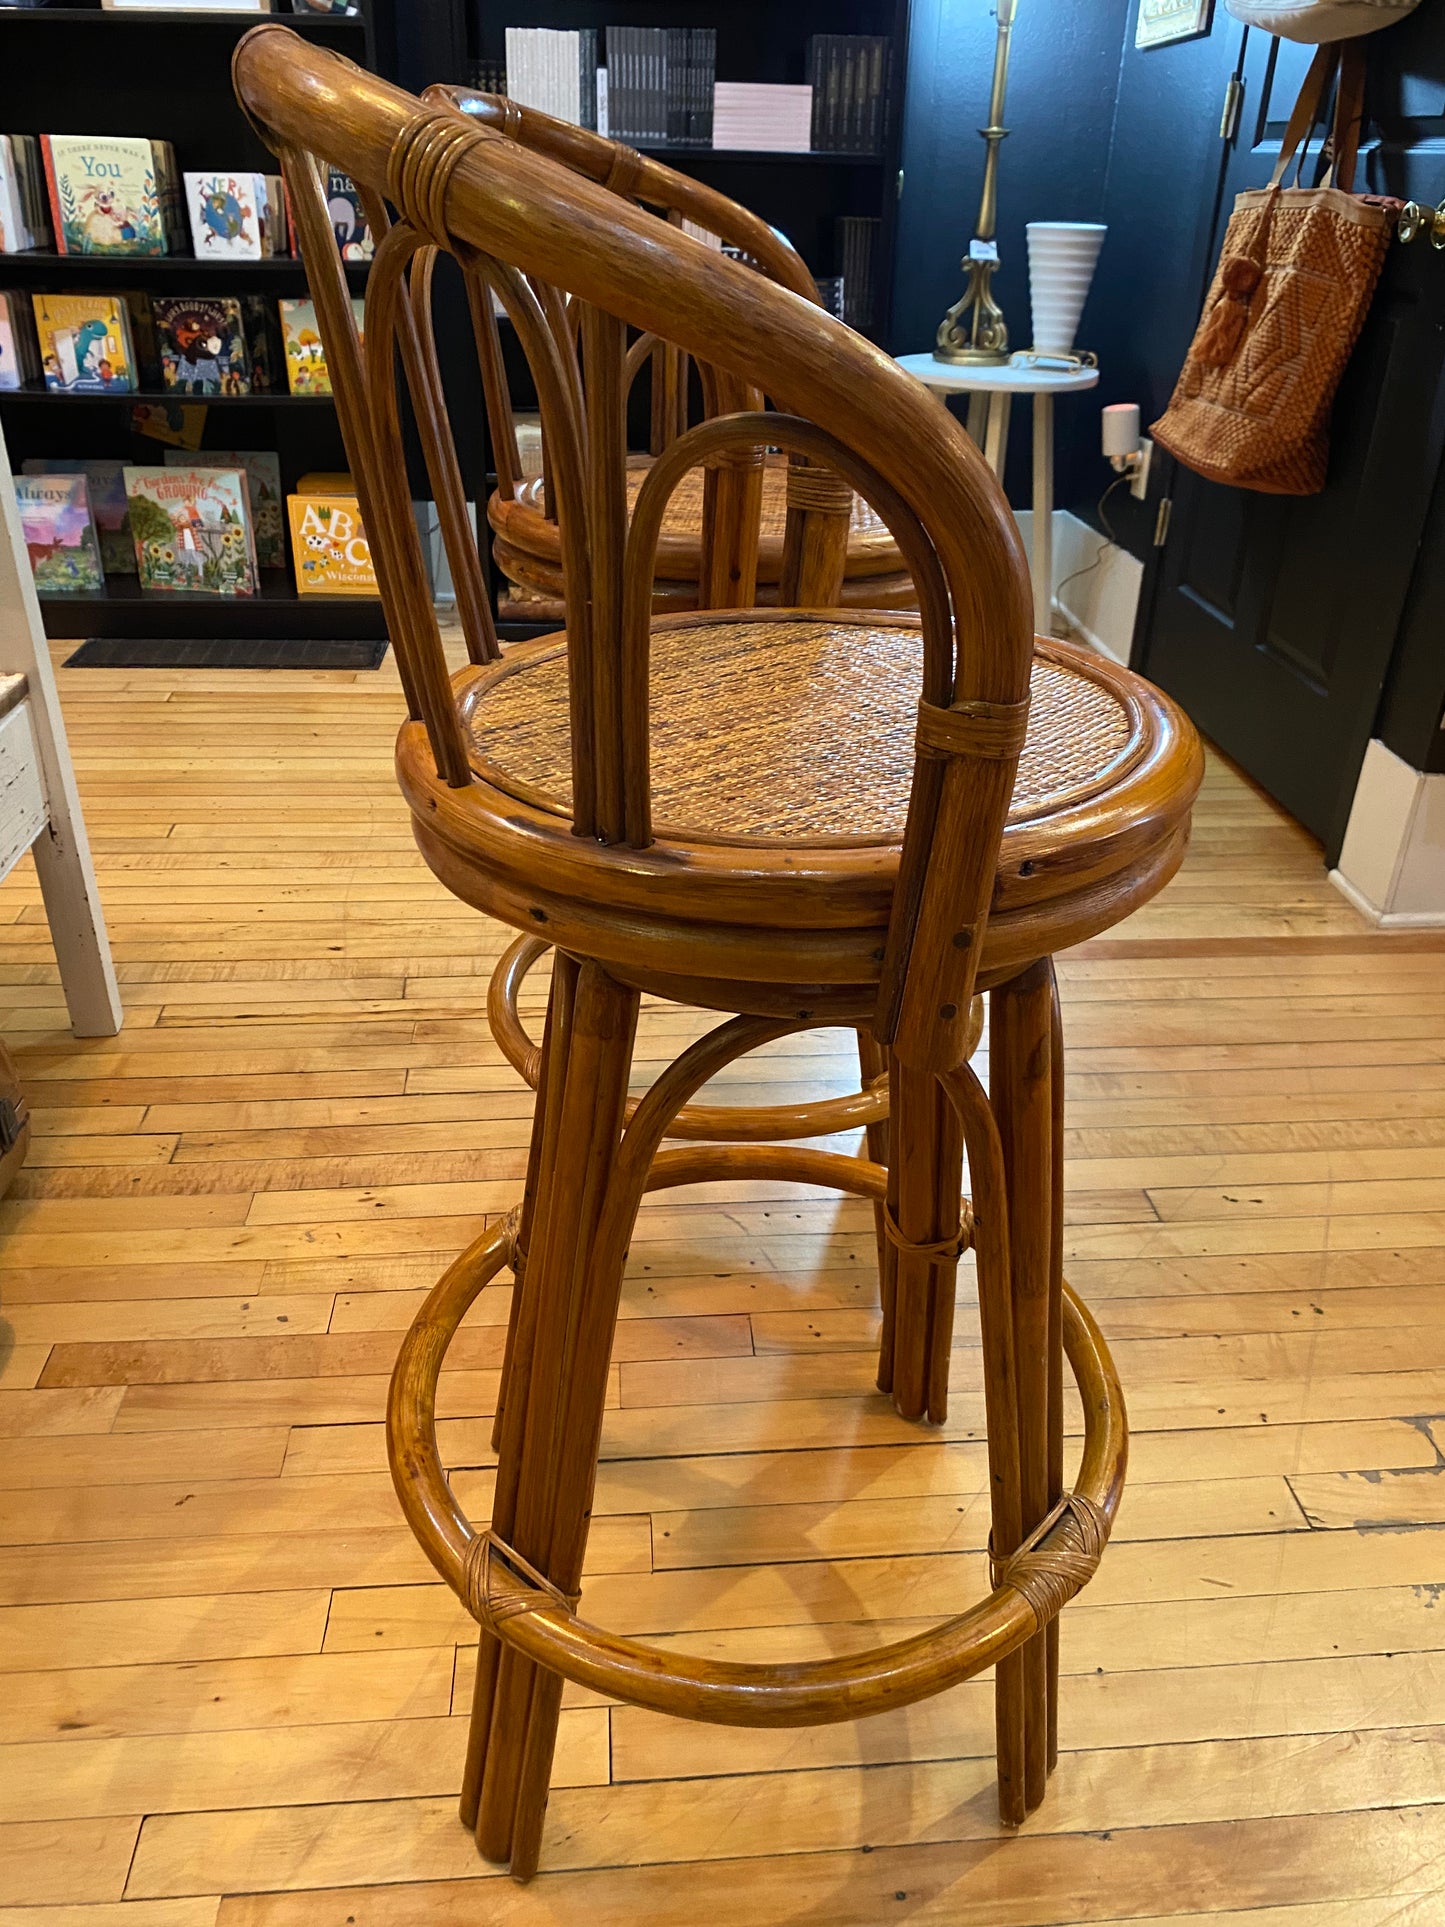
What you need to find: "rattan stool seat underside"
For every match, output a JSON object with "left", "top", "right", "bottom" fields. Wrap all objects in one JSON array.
[{"left": 460, "top": 612, "right": 1141, "bottom": 842}]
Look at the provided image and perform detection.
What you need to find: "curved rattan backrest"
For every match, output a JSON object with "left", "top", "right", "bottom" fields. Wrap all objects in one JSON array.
[
  {"left": 232, "top": 24, "right": 1034, "bottom": 1074},
  {"left": 426, "top": 86, "right": 818, "bottom": 302},
  {"left": 421, "top": 85, "right": 822, "bottom": 590}
]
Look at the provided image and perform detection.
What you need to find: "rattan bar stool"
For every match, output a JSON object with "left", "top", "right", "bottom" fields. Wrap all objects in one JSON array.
[
  {"left": 421, "top": 83, "right": 918, "bottom": 625},
  {"left": 235, "top": 25, "right": 1202, "bottom": 1886},
  {"left": 417, "top": 87, "right": 909, "bottom": 1168}
]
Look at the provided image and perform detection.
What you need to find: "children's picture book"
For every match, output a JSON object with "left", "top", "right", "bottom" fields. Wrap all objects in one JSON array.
[
  {"left": 184, "top": 171, "right": 264, "bottom": 260},
  {"left": 151, "top": 296, "right": 250, "bottom": 396},
  {"left": 16, "top": 472, "right": 104, "bottom": 594},
  {"left": 41, "top": 135, "right": 167, "bottom": 256},
  {"left": 22, "top": 458, "right": 136, "bottom": 574},
  {"left": 325, "top": 171, "right": 374, "bottom": 260},
  {"left": 31, "top": 293, "right": 137, "bottom": 392},
  {"left": 124, "top": 466, "right": 257, "bottom": 596},
  {"left": 167, "top": 448, "right": 283, "bottom": 570},
  {"left": 287, "top": 490, "right": 379, "bottom": 596},
  {"left": 130, "top": 400, "right": 208, "bottom": 449},
  {"left": 277, "top": 295, "right": 364, "bottom": 396},
  {"left": 238, "top": 293, "right": 282, "bottom": 392},
  {"left": 0, "top": 291, "right": 41, "bottom": 390}
]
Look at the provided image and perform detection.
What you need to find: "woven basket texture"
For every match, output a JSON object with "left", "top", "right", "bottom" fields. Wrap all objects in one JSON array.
[
  {"left": 465, "top": 617, "right": 1136, "bottom": 839},
  {"left": 1152, "top": 185, "right": 1392, "bottom": 495}
]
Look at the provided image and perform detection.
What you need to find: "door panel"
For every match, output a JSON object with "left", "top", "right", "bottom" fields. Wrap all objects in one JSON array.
[{"left": 1137, "top": 25, "right": 1445, "bottom": 858}]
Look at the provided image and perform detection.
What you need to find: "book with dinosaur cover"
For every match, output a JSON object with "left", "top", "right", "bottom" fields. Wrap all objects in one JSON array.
[
  {"left": 287, "top": 488, "right": 378, "bottom": 595},
  {"left": 22, "top": 459, "right": 135, "bottom": 574},
  {"left": 40, "top": 135, "right": 167, "bottom": 256},
  {"left": 30, "top": 293, "right": 137, "bottom": 392},
  {"left": 277, "top": 295, "right": 364, "bottom": 396},
  {"left": 167, "top": 447, "right": 283, "bottom": 569},
  {"left": 151, "top": 296, "right": 250, "bottom": 396},
  {"left": 16, "top": 472, "right": 104, "bottom": 594},
  {"left": 123, "top": 466, "right": 257, "bottom": 595}
]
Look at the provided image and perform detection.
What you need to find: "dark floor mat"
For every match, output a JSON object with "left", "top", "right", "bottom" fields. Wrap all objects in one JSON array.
[{"left": 64, "top": 638, "right": 389, "bottom": 671}]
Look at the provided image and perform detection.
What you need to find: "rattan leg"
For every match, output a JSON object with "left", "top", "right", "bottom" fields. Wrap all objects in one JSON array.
[
  {"left": 885, "top": 1064, "right": 966, "bottom": 1424},
  {"left": 860, "top": 1033, "right": 896, "bottom": 1394},
  {"left": 1047, "top": 963, "right": 1066, "bottom": 1776},
  {"left": 990, "top": 958, "right": 1055, "bottom": 1812},
  {"left": 461, "top": 977, "right": 566, "bottom": 1832},
  {"left": 474, "top": 960, "right": 640, "bottom": 1875}
]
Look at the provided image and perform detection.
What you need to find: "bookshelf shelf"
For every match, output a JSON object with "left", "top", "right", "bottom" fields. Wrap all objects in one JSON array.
[
  {"left": 0, "top": 250, "right": 368, "bottom": 279},
  {"left": 33, "top": 570, "right": 387, "bottom": 641},
  {"left": 1, "top": 0, "right": 395, "bottom": 649},
  {"left": 0, "top": 389, "right": 343, "bottom": 405},
  {"left": 2, "top": 8, "right": 364, "bottom": 28}
]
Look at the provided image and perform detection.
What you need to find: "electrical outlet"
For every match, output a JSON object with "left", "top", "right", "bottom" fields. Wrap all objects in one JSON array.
[{"left": 1130, "top": 437, "right": 1154, "bottom": 501}]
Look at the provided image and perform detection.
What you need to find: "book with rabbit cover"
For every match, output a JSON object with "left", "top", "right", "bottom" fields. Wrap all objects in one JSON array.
[{"left": 41, "top": 135, "right": 166, "bottom": 256}]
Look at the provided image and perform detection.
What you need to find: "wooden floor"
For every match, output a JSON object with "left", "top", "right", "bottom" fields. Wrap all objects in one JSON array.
[{"left": 2, "top": 640, "right": 1444, "bottom": 1927}]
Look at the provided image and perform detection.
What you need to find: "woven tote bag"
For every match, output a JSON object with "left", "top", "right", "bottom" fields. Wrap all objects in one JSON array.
[{"left": 1151, "top": 43, "right": 1399, "bottom": 495}]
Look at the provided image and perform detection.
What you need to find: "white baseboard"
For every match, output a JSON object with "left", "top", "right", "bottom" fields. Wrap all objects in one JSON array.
[
  {"left": 1327, "top": 866, "right": 1445, "bottom": 928},
  {"left": 1014, "top": 508, "right": 1142, "bottom": 665}
]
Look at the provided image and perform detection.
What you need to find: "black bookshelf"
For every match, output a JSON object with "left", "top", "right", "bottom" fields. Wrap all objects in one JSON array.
[
  {"left": 0, "top": 0, "right": 390, "bottom": 645},
  {"left": 464, "top": 0, "right": 909, "bottom": 638}
]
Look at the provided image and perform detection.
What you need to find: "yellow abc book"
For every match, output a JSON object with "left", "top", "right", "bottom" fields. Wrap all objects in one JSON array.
[{"left": 287, "top": 492, "right": 378, "bottom": 597}]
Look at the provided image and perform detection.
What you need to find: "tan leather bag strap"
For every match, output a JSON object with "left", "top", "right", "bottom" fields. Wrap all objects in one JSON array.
[
  {"left": 1323, "top": 40, "right": 1367, "bottom": 194},
  {"left": 1269, "top": 44, "right": 1340, "bottom": 190}
]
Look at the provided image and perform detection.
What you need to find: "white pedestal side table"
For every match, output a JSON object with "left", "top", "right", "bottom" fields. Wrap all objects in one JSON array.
[{"left": 895, "top": 355, "right": 1100, "bottom": 638}]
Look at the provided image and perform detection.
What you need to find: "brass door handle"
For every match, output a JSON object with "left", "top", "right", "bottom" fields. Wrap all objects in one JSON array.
[{"left": 1397, "top": 200, "right": 1445, "bottom": 248}]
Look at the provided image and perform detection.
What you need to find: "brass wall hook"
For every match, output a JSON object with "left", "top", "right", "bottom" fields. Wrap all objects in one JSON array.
[{"left": 1397, "top": 200, "right": 1445, "bottom": 248}]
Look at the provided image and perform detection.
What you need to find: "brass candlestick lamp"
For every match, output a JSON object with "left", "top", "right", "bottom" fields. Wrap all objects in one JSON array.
[{"left": 934, "top": 0, "right": 1017, "bottom": 364}]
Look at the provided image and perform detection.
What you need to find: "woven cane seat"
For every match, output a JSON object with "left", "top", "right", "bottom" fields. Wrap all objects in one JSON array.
[
  {"left": 460, "top": 612, "right": 1141, "bottom": 841},
  {"left": 488, "top": 454, "right": 908, "bottom": 598},
  {"left": 412, "top": 608, "right": 1199, "bottom": 1010}
]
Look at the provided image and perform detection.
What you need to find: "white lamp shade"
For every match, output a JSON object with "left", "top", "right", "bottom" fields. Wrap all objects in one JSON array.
[{"left": 1027, "top": 222, "right": 1106, "bottom": 356}]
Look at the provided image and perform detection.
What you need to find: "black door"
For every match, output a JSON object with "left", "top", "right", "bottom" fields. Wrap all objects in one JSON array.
[{"left": 1136, "top": 27, "right": 1445, "bottom": 859}]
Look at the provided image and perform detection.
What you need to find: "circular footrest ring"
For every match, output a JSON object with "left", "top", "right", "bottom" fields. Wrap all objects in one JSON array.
[{"left": 387, "top": 1142, "right": 1126, "bottom": 1730}]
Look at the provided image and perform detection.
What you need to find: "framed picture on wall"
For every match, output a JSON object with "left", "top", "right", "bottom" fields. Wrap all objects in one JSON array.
[{"left": 1136, "top": 0, "right": 1215, "bottom": 45}]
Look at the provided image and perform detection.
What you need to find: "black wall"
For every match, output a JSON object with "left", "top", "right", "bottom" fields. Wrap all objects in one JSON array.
[{"left": 891, "top": 0, "right": 1129, "bottom": 510}]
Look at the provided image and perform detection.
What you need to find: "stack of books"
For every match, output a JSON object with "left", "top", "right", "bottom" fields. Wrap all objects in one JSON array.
[
  {"left": 835, "top": 215, "right": 882, "bottom": 335},
  {"left": 606, "top": 27, "right": 716, "bottom": 145},
  {"left": 712, "top": 83, "right": 813, "bottom": 154},
  {"left": 806, "top": 36, "right": 893, "bottom": 154},
  {"left": 502, "top": 27, "right": 600, "bottom": 132},
  {"left": 0, "top": 136, "right": 52, "bottom": 252}
]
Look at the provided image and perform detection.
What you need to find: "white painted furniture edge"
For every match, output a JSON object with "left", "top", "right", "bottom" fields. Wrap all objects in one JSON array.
[
  {"left": 0, "top": 423, "right": 121, "bottom": 1036},
  {"left": 895, "top": 353, "right": 1101, "bottom": 639}
]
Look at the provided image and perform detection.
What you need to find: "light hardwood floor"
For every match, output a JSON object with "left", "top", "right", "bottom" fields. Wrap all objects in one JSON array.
[{"left": 1, "top": 641, "right": 1444, "bottom": 1926}]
